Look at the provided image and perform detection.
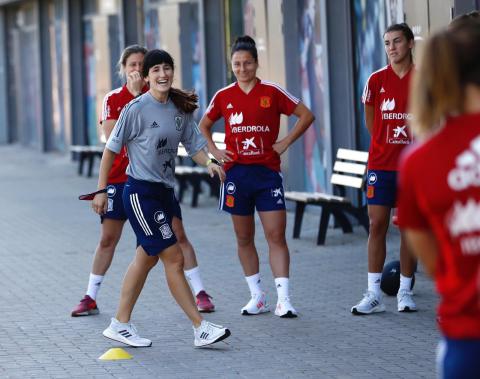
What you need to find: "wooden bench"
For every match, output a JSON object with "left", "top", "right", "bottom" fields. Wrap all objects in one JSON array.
[
  {"left": 175, "top": 132, "right": 226, "bottom": 207},
  {"left": 285, "top": 148, "right": 369, "bottom": 245},
  {"left": 70, "top": 145, "right": 105, "bottom": 177}
]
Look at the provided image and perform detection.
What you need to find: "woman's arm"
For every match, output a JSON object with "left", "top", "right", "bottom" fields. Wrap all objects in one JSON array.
[
  {"left": 191, "top": 148, "right": 226, "bottom": 182},
  {"left": 198, "top": 114, "right": 234, "bottom": 163},
  {"left": 101, "top": 119, "right": 117, "bottom": 141},
  {"left": 92, "top": 148, "right": 116, "bottom": 215},
  {"left": 364, "top": 104, "right": 374, "bottom": 135},
  {"left": 404, "top": 228, "right": 439, "bottom": 277},
  {"left": 272, "top": 102, "right": 315, "bottom": 155}
]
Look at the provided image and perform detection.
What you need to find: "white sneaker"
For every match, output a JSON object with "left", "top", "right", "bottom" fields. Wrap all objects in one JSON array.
[
  {"left": 241, "top": 292, "right": 270, "bottom": 315},
  {"left": 193, "top": 320, "right": 231, "bottom": 347},
  {"left": 102, "top": 318, "right": 152, "bottom": 347},
  {"left": 397, "top": 289, "right": 417, "bottom": 312},
  {"left": 274, "top": 297, "right": 298, "bottom": 318},
  {"left": 351, "top": 291, "right": 386, "bottom": 315}
]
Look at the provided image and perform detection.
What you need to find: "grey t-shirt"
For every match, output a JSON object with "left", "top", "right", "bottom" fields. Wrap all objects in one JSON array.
[{"left": 106, "top": 92, "right": 207, "bottom": 187}]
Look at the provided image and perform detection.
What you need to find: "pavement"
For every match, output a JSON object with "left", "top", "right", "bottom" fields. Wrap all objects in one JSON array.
[{"left": 0, "top": 145, "right": 439, "bottom": 378}]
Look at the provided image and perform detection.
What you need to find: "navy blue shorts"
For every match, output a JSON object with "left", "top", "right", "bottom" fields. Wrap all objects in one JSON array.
[
  {"left": 219, "top": 164, "right": 286, "bottom": 216},
  {"left": 366, "top": 170, "right": 397, "bottom": 207},
  {"left": 122, "top": 177, "right": 182, "bottom": 256},
  {"left": 437, "top": 338, "right": 480, "bottom": 379},
  {"left": 101, "top": 183, "right": 128, "bottom": 222}
]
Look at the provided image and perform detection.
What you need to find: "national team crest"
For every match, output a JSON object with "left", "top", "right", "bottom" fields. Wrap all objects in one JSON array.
[
  {"left": 260, "top": 96, "right": 271, "bottom": 108},
  {"left": 226, "top": 195, "right": 235, "bottom": 208},
  {"left": 175, "top": 115, "right": 184, "bottom": 131}
]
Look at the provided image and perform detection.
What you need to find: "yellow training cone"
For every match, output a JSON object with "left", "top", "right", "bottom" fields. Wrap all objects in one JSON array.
[{"left": 98, "top": 348, "right": 133, "bottom": 360}]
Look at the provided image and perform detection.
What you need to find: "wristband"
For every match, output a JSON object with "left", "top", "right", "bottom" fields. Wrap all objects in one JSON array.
[
  {"left": 78, "top": 188, "right": 107, "bottom": 201},
  {"left": 206, "top": 159, "right": 213, "bottom": 166}
]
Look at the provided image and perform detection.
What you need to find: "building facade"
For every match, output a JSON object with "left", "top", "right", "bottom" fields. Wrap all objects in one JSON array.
[{"left": 0, "top": 0, "right": 477, "bottom": 192}]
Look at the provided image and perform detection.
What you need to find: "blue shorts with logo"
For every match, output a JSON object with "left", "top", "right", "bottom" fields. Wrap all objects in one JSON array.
[
  {"left": 437, "top": 338, "right": 480, "bottom": 379},
  {"left": 122, "top": 176, "right": 182, "bottom": 256},
  {"left": 219, "top": 164, "right": 286, "bottom": 216},
  {"left": 101, "top": 183, "right": 127, "bottom": 222},
  {"left": 366, "top": 170, "right": 397, "bottom": 207}
]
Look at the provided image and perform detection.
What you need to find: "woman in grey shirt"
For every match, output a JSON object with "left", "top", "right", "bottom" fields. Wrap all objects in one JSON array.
[{"left": 92, "top": 49, "right": 230, "bottom": 348}]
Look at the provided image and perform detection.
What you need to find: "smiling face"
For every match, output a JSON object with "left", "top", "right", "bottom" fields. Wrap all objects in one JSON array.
[
  {"left": 146, "top": 63, "right": 174, "bottom": 100},
  {"left": 231, "top": 50, "right": 258, "bottom": 85},
  {"left": 384, "top": 30, "right": 413, "bottom": 65}
]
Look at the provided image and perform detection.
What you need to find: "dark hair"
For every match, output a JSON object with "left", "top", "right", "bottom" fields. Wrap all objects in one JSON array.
[
  {"left": 384, "top": 23, "right": 414, "bottom": 42},
  {"left": 117, "top": 44, "right": 147, "bottom": 78},
  {"left": 142, "top": 49, "right": 198, "bottom": 113},
  {"left": 449, "top": 10, "right": 480, "bottom": 29},
  {"left": 231, "top": 35, "right": 258, "bottom": 62},
  {"left": 410, "top": 20, "right": 480, "bottom": 135}
]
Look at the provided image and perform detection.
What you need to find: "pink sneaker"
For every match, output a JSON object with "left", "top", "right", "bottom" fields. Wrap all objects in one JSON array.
[
  {"left": 71, "top": 295, "right": 99, "bottom": 317},
  {"left": 196, "top": 291, "right": 215, "bottom": 313}
]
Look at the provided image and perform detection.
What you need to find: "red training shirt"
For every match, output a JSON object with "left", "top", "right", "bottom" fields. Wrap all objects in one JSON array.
[
  {"left": 100, "top": 84, "right": 148, "bottom": 183},
  {"left": 362, "top": 64, "right": 414, "bottom": 171},
  {"left": 205, "top": 79, "right": 299, "bottom": 172},
  {"left": 397, "top": 113, "right": 480, "bottom": 339}
]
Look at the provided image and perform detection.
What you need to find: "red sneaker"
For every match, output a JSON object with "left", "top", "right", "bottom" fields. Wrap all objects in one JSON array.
[
  {"left": 196, "top": 291, "right": 215, "bottom": 313},
  {"left": 71, "top": 295, "right": 99, "bottom": 317}
]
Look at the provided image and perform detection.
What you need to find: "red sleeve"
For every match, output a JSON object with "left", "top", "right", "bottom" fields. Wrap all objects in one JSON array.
[
  {"left": 362, "top": 72, "right": 377, "bottom": 106},
  {"left": 274, "top": 85, "right": 299, "bottom": 116},
  {"left": 205, "top": 91, "right": 223, "bottom": 122},
  {"left": 396, "top": 150, "right": 430, "bottom": 230},
  {"left": 100, "top": 92, "right": 119, "bottom": 124}
]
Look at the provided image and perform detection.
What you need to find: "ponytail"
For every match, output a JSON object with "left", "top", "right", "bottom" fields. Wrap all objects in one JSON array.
[
  {"left": 410, "top": 20, "right": 480, "bottom": 137},
  {"left": 410, "top": 32, "right": 461, "bottom": 137},
  {"left": 170, "top": 88, "right": 198, "bottom": 114}
]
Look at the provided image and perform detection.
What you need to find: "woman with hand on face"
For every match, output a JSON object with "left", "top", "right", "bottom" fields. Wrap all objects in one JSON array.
[
  {"left": 199, "top": 36, "right": 314, "bottom": 318},
  {"left": 93, "top": 49, "right": 230, "bottom": 348}
]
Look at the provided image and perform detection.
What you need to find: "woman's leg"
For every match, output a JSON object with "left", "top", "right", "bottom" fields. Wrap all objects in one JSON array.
[
  {"left": 116, "top": 246, "right": 159, "bottom": 323},
  {"left": 257, "top": 210, "right": 289, "bottom": 278},
  {"left": 172, "top": 216, "right": 198, "bottom": 270},
  {"left": 71, "top": 218, "right": 126, "bottom": 316},
  {"left": 158, "top": 243, "right": 203, "bottom": 327},
  {"left": 92, "top": 218, "right": 126, "bottom": 275},
  {"left": 367, "top": 205, "right": 391, "bottom": 273},
  {"left": 231, "top": 214, "right": 259, "bottom": 275}
]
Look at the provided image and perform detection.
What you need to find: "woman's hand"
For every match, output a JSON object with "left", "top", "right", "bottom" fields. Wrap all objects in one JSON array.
[
  {"left": 272, "top": 139, "right": 289, "bottom": 156},
  {"left": 92, "top": 192, "right": 108, "bottom": 215},
  {"left": 210, "top": 146, "right": 234, "bottom": 164},
  {"left": 127, "top": 71, "right": 145, "bottom": 96},
  {"left": 207, "top": 162, "right": 226, "bottom": 182}
]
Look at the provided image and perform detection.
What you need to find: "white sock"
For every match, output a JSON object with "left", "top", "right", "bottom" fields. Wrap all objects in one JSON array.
[
  {"left": 367, "top": 272, "right": 382, "bottom": 295},
  {"left": 399, "top": 274, "right": 413, "bottom": 292},
  {"left": 86, "top": 273, "right": 104, "bottom": 300},
  {"left": 184, "top": 266, "right": 204, "bottom": 296},
  {"left": 245, "top": 273, "right": 262, "bottom": 296},
  {"left": 275, "top": 277, "right": 290, "bottom": 301}
]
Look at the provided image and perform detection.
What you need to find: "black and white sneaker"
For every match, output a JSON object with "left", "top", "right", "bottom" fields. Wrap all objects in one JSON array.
[
  {"left": 193, "top": 320, "right": 231, "bottom": 347},
  {"left": 351, "top": 291, "right": 386, "bottom": 315},
  {"left": 102, "top": 318, "right": 152, "bottom": 347}
]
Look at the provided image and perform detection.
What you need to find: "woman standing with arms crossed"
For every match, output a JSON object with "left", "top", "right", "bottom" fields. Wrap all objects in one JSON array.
[
  {"left": 92, "top": 49, "right": 230, "bottom": 347},
  {"left": 72, "top": 46, "right": 215, "bottom": 317},
  {"left": 397, "top": 20, "right": 480, "bottom": 378},
  {"left": 199, "top": 36, "right": 314, "bottom": 318}
]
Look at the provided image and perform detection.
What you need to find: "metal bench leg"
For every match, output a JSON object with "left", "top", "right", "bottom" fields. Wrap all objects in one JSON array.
[
  {"left": 331, "top": 208, "right": 353, "bottom": 234},
  {"left": 78, "top": 153, "right": 86, "bottom": 176},
  {"left": 317, "top": 207, "right": 331, "bottom": 245},
  {"left": 177, "top": 177, "right": 188, "bottom": 202},
  {"left": 87, "top": 154, "right": 95, "bottom": 178},
  {"left": 191, "top": 177, "right": 202, "bottom": 207},
  {"left": 292, "top": 202, "right": 306, "bottom": 239}
]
